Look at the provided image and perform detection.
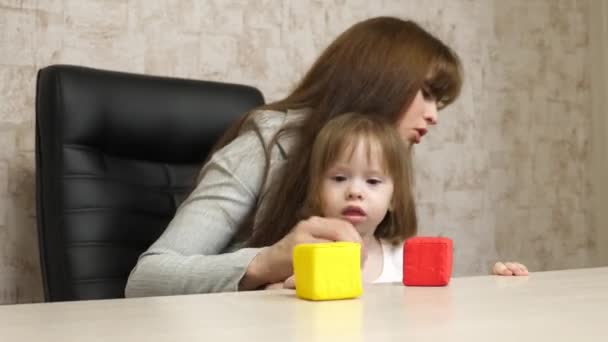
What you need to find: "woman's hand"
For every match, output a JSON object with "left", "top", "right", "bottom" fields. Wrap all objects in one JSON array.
[
  {"left": 240, "top": 216, "right": 364, "bottom": 290},
  {"left": 493, "top": 261, "right": 529, "bottom": 276},
  {"left": 264, "top": 282, "right": 286, "bottom": 290},
  {"left": 283, "top": 275, "right": 296, "bottom": 289},
  {"left": 263, "top": 275, "right": 295, "bottom": 290}
]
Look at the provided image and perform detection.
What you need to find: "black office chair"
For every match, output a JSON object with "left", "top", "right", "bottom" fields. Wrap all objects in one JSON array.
[{"left": 35, "top": 65, "right": 264, "bottom": 301}]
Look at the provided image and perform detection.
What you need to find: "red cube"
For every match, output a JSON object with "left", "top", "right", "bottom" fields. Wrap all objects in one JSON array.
[{"left": 403, "top": 237, "right": 453, "bottom": 286}]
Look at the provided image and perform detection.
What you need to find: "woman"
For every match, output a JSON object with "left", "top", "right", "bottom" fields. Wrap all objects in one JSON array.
[{"left": 126, "top": 17, "right": 526, "bottom": 297}]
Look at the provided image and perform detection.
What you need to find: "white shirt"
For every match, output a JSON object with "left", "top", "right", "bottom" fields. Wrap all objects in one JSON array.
[{"left": 373, "top": 239, "right": 404, "bottom": 283}]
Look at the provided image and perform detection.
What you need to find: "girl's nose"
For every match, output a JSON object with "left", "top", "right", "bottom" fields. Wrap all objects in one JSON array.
[
  {"left": 348, "top": 192, "right": 362, "bottom": 200},
  {"left": 347, "top": 185, "right": 363, "bottom": 200}
]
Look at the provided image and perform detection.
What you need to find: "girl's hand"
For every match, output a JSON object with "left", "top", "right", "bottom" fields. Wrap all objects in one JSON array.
[
  {"left": 240, "top": 216, "right": 364, "bottom": 290},
  {"left": 493, "top": 261, "right": 529, "bottom": 276}
]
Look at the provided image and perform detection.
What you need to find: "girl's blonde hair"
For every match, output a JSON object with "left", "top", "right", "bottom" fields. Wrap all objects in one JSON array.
[{"left": 301, "top": 113, "right": 416, "bottom": 244}]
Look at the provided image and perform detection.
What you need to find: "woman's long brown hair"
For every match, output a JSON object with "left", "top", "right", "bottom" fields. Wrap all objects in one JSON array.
[{"left": 206, "top": 17, "right": 463, "bottom": 247}]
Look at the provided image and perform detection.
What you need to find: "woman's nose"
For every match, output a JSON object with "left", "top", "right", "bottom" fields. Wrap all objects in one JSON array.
[{"left": 424, "top": 102, "right": 438, "bottom": 125}]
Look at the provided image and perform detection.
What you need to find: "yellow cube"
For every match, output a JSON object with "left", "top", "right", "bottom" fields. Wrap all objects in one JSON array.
[{"left": 293, "top": 242, "right": 363, "bottom": 301}]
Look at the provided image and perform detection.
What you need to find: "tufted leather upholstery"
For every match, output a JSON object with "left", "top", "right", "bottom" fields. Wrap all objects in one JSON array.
[{"left": 35, "top": 65, "right": 264, "bottom": 301}]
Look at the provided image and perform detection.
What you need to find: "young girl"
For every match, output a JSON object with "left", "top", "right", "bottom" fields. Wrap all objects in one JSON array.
[
  {"left": 273, "top": 112, "right": 527, "bottom": 290},
  {"left": 301, "top": 112, "right": 413, "bottom": 283}
]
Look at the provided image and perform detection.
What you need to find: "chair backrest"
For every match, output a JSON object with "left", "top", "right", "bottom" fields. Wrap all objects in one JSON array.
[{"left": 35, "top": 65, "right": 264, "bottom": 301}]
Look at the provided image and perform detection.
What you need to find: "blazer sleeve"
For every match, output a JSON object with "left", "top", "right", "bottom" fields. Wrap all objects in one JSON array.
[{"left": 125, "top": 111, "right": 286, "bottom": 296}]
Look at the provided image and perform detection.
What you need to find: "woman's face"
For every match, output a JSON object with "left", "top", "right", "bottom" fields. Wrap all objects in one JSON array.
[{"left": 396, "top": 89, "right": 438, "bottom": 144}]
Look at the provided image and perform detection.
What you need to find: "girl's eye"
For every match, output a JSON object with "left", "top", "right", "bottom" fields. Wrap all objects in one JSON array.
[
  {"left": 332, "top": 175, "right": 347, "bottom": 182},
  {"left": 367, "top": 178, "right": 382, "bottom": 185}
]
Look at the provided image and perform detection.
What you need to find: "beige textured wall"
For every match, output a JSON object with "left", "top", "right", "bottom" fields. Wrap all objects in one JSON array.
[
  {"left": 0, "top": 0, "right": 604, "bottom": 304},
  {"left": 590, "top": 0, "right": 608, "bottom": 271}
]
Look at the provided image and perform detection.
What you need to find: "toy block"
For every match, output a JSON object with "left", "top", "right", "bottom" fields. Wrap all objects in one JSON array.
[
  {"left": 403, "top": 237, "right": 453, "bottom": 286},
  {"left": 293, "top": 242, "right": 362, "bottom": 300}
]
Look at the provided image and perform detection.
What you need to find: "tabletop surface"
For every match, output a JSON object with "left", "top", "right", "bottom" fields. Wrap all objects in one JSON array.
[{"left": 1, "top": 267, "right": 607, "bottom": 341}]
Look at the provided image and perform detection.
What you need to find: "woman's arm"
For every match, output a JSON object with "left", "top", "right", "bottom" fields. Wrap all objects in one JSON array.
[
  {"left": 125, "top": 114, "right": 282, "bottom": 297},
  {"left": 125, "top": 111, "right": 365, "bottom": 297}
]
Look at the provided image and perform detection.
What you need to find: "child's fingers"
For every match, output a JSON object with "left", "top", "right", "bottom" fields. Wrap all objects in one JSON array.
[
  {"left": 505, "top": 262, "right": 527, "bottom": 276},
  {"left": 494, "top": 261, "right": 529, "bottom": 276},
  {"left": 513, "top": 262, "right": 529, "bottom": 275},
  {"left": 493, "top": 262, "right": 513, "bottom": 276},
  {"left": 505, "top": 262, "right": 518, "bottom": 274},
  {"left": 492, "top": 261, "right": 502, "bottom": 275}
]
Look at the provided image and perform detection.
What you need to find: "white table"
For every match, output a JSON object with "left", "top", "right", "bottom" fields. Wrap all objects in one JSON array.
[{"left": 1, "top": 267, "right": 606, "bottom": 341}]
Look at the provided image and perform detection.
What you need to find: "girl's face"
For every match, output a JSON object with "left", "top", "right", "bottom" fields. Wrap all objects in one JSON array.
[
  {"left": 319, "top": 139, "right": 394, "bottom": 240},
  {"left": 396, "top": 89, "right": 439, "bottom": 144}
]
